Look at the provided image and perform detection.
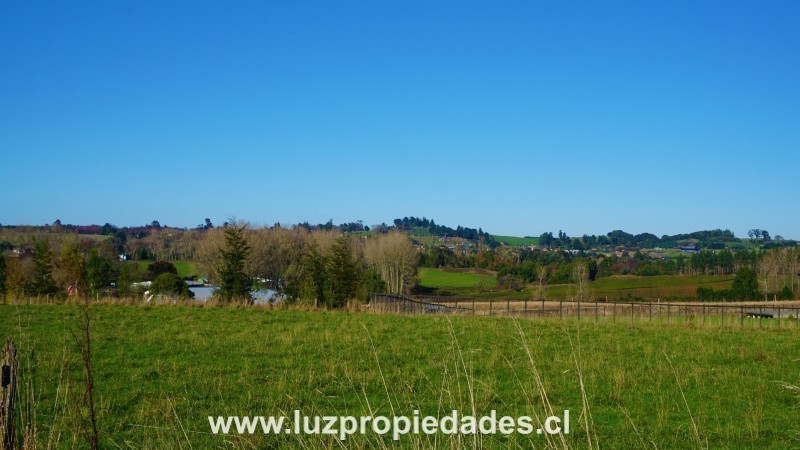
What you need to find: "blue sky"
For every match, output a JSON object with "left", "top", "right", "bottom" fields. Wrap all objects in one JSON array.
[{"left": 2, "top": 1, "right": 799, "bottom": 238}]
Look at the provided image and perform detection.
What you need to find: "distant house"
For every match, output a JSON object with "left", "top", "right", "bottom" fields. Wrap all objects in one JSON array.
[{"left": 678, "top": 243, "right": 699, "bottom": 253}]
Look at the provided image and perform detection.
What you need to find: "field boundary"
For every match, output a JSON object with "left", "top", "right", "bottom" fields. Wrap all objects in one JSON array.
[{"left": 371, "top": 295, "right": 800, "bottom": 329}]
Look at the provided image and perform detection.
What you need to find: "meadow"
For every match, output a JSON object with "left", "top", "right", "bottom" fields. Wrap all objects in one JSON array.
[
  {"left": 1, "top": 303, "right": 799, "bottom": 448},
  {"left": 418, "top": 267, "right": 737, "bottom": 301},
  {"left": 492, "top": 236, "right": 540, "bottom": 246},
  {"left": 533, "top": 275, "right": 735, "bottom": 301},
  {"left": 417, "top": 267, "right": 498, "bottom": 292},
  {"left": 134, "top": 260, "right": 201, "bottom": 279}
]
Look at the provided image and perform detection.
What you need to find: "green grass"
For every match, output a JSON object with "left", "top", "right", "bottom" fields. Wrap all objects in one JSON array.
[
  {"left": 465, "top": 275, "right": 736, "bottom": 301},
  {"left": 561, "top": 274, "right": 735, "bottom": 300},
  {"left": 135, "top": 260, "right": 201, "bottom": 278},
  {"left": 418, "top": 267, "right": 498, "bottom": 289},
  {"left": 492, "top": 235, "right": 539, "bottom": 246},
  {"left": 1, "top": 304, "right": 799, "bottom": 448}
]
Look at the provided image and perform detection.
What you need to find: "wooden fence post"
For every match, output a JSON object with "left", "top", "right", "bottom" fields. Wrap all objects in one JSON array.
[{"left": 2, "top": 339, "right": 19, "bottom": 450}]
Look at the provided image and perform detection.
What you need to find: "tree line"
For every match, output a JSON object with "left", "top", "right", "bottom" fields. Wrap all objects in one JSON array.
[{"left": 0, "top": 222, "right": 420, "bottom": 306}]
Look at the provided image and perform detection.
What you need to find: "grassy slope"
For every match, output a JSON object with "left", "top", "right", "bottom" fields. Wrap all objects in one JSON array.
[
  {"left": 418, "top": 267, "right": 498, "bottom": 288},
  {"left": 492, "top": 235, "right": 540, "bottom": 246},
  {"left": 543, "top": 275, "right": 736, "bottom": 300},
  {"left": 2, "top": 304, "right": 798, "bottom": 448},
  {"left": 135, "top": 260, "right": 201, "bottom": 278},
  {"left": 419, "top": 268, "right": 736, "bottom": 300}
]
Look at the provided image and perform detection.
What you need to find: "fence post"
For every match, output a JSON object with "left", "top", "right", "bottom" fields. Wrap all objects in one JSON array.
[
  {"left": 649, "top": 302, "right": 652, "bottom": 324},
  {"left": 630, "top": 302, "right": 634, "bottom": 324},
  {"left": 490, "top": 301, "right": 493, "bottom": 317},
  {"left": 507, "top": 299, "right": 511, "bottom": 317},
  {"left": 524, "top": 299, "right": 528, "bottom": 318},
  {"left": 472, "top": 299, "right": 475, "bottom": 316},
  {"left": 577, "top": 300, "right": 581, "bottom": 322},
  {"left": 560, "top": 300, "right": 563, "bottom": 319},
  {"left": 613, "top": 303, "right": 616, "bottom": 323},
  {"left": 2, "top": 339, "right": 19, "bottom": 450},
  {"left": 778, "top": 307, "right": 781, "bottom": 329},
  {"left": 595, "top": 301, "right": 598, "bottom": 323}
]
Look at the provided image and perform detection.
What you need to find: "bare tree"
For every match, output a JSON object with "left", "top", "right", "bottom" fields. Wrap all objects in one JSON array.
[
  {"left": 572, "top": 259, "right": 590, "bottom": 300},
  {"left": 536, "top": 265, "right": 548, "bottom": 300},
  {"left": 364, "top": 232, "right": 418, "bottom": 295}
]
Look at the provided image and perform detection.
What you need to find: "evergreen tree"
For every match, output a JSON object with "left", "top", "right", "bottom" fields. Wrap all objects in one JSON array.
[
  {"left": 30, "top": 238, "right": 58, "bottom": 295},
  {"left": 217, "top": 223, "right": 252, "bottom": 302},
  {"left": 326, "top": 236, "right": 359, "bottom": 308},
  {"left": 87, "top": 249, "right": 114, "bottom": 295},
  {"left": 298, "top": 242, "right": 327, "bottom": 307},
  {"left": 731, "top": 267, "right": 760, "bottom": 301}
]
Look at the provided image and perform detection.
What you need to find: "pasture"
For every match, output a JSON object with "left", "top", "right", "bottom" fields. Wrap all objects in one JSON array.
[
  {"left": 542, "top": 275, "right": 737, "bottom": 301},
  {"left": 134, "top": 260, "right": 201, "bottom": 279},
  {"left": 417, "top": 267, "right": 498, "bottom": 293},
  {"left": 492, "top": 235, "right": 540, "bottom": 246},
  {"left": 1, "top": 303, "right": 798, "bottom": 448},
  {"left": 419, "top": 267, "right": 737, "bottom": 301}
]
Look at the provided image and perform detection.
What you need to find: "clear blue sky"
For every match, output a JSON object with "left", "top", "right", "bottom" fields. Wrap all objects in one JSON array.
[{"left": 2, "top": 1, "right": 799, "bottom": 238}]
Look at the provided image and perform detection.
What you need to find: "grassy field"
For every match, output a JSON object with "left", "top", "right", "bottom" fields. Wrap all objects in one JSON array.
[
  {"left": 417, "top": 268, "right": 736, "bottom": 301},
  {"left": 418, "top": 268, "right": 498, "bottom": 292},
  {"left": 135, "top": 260, "right": 201, "bottom": 278},
  {"left": 1, "top": 304, "right": 798, "bottom": 448},
  {"left": 543, "top": 275, "right": 737, "bottom": 301},
  {"left": 492, "top": 235, "right": 539, "bottom": 246}
]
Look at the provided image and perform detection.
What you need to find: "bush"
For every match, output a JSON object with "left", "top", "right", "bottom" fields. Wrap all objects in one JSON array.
[
  {"left": 146, "top": 261, "right": 178, "bottom": 281},
  {"left": 149, "top": 273, "right": 194, "bottom": 299}
]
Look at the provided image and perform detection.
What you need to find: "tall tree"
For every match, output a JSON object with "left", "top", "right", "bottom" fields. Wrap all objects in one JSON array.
[
  {"left": 60, "top": 241, "right": 87, "bottom": 297},
  {"left": 295, "top": 241, "right": 327, "bottom": 307},
  {"left": 571, "top": 259, "right": 590, "bottom": 300},
  {"left": 326, "top": 235, "right": 359, "bottom": 308},
  {"left": 217, "top": 222, "right": 252, "bottom": 302},
  {"left": 87, "top": 249, "right": 114, "bottom": 295},
  {"left": 731, "top": 267, "right": 760, "bottom": 301},
  {"left": 536, "top": 265, "right": 548, "bottom": 300},
  {"left": 364, "top": 232, "right": 418, "bottom": 295},
  {"left": 30, "top": 238, "right": 58, "bottom": 295}
]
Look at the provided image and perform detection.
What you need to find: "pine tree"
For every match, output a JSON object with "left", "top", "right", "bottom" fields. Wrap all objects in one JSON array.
[
  {"left": 217, "top": 223, "right": 252, "bottom": 302},
  {"left": 326, "top": 236, "right": 359, "bottom": 308},
  {"left": 31, "top": 238, "right": 58, "bottom": 295},
  {"left": 87, "top": 249, "right": 114, "bottom": 295}
]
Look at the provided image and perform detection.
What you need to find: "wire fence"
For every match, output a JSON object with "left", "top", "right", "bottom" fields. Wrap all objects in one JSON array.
[
  {"left": 369, "top": 294, "right": 472, "bottom": 315},
  {"left": 370, "top": 294, "right": 800, "bottom": 329}
]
